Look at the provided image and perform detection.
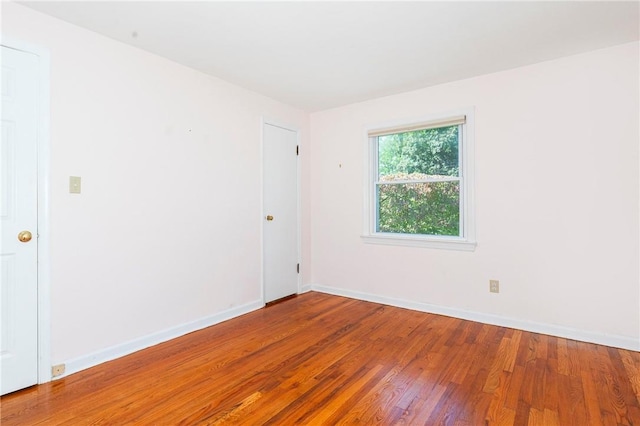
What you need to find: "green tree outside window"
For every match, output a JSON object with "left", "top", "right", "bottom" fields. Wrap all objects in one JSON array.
[{"left": 377, "top": 125, "right": 461, "bottom": 236}]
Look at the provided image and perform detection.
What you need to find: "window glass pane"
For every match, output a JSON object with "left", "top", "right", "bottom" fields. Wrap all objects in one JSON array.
[
  {"left": 377, "top": 181, "right": 460, "bottom": 236},
  {"left": 378, "top": 125, "right": 459, "bottom": 179}
]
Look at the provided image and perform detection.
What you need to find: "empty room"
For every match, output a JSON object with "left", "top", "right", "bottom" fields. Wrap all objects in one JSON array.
[{"left": 1, "top": 1, "right": 639, "bottom": 424}]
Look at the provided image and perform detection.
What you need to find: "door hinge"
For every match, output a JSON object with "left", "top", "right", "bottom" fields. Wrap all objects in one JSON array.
[
  {"left": 296, "top": 145, "right": 299, "bottom": 156},
  {"left": 297, "top": 263, "right": 300, "bottom": 273}
]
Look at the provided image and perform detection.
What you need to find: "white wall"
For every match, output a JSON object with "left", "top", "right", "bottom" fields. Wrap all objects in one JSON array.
[
  {"left": 2, "top": 3, "right": 311, "bottom": 366},
  {"left": 309, "top": 42, "right": 640, "bottom": 349}
]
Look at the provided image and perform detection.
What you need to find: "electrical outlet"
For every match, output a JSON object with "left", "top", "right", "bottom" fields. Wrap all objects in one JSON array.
[
  {"left": 52, "top": 364, "right": 66, "bottom": 377},
  {"left": 489, "top": 280, "right": 500, "bottom": 293}
]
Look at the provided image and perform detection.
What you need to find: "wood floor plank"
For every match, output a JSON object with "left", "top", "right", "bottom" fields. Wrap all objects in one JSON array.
[
  {"left": 619, "top": 349, "right": 640, "bottom": 403},
  {"left": 1, "top": 292, "right": 638, "bottom": 425},
  {"left": 485, "top": 370, "right": 512, "bottom": 424},
  {"left": 304, "top": 363, "right": 385, "bottom": 425}
]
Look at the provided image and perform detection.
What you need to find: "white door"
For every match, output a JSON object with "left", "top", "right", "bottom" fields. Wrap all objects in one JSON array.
[
  {"left": 263, "top": 123, "right": 298, "bottom": 303},
  {"left": 1, "top": 46, "right": 39, "bottom": 395}
]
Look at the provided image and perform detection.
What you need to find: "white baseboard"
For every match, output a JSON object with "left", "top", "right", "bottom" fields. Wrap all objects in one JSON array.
[
  {"left": 58, "top": 286, "right": 638, "bottom": 379},
  {"left": 311, "top": 284, "right": 640, "bottom": 351},
  {"left": 61, "top": 299, "right": 264, "bottom": 379}
]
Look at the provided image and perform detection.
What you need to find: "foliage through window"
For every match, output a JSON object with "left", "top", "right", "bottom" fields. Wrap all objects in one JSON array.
[{"left": 365, "top": 112, "right": 475, "bottom": 249}]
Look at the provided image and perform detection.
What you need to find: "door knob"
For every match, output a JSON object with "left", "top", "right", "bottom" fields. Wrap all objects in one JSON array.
[
  {"left": 266, "top": 215, "right": 274, "bottom": 221},
  {"left": 18, "top": 230, "right": 32, "bottom": 243}
]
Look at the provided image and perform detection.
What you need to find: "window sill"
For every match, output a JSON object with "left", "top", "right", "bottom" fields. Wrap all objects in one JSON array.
[{"left": 361, "top": 234, "right": 477, "bottom": 251}]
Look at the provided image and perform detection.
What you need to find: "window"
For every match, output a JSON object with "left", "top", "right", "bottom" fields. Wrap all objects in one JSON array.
[{"left": 363, "top": 110, "right": 476, "bottom": 250}]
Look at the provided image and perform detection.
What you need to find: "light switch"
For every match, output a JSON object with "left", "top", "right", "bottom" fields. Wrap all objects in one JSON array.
[{"left": 69, "top": 176, "right": 81, "bottom": 194}]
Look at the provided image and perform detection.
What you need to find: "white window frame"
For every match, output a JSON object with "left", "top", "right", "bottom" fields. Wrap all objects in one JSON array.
[{"left": 362, "top": 108, "right": 476, "bottom": 251}]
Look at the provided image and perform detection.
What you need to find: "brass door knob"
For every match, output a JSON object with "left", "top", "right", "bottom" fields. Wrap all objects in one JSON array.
[
  {"left": 266, "top": 215, "right": 274, "bottom": 221},
  {"left": 18, "top": 231, "right": 32, "bottom": 243}
]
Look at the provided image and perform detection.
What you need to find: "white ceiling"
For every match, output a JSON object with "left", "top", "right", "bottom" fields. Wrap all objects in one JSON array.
[{"left": 19, "top": 1, "right": 640, "bottom": 112}]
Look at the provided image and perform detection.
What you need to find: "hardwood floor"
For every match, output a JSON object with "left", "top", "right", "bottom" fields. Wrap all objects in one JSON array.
[{"left": 2, "top": 292, "right": 639, "bottom": 425}]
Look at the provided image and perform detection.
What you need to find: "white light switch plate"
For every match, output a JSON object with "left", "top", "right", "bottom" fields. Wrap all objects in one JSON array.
[{"left": 69, "top": 176, "right": 81, "bottom": 194}]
